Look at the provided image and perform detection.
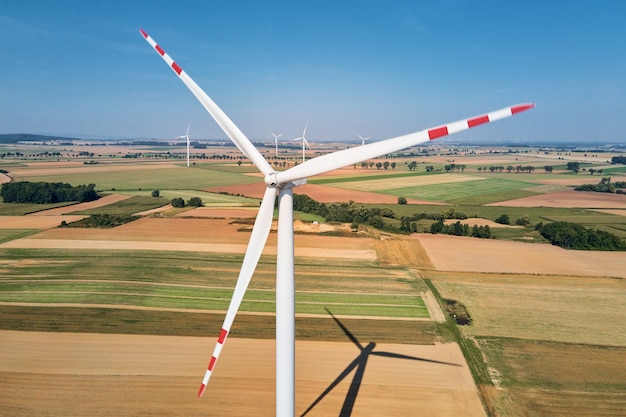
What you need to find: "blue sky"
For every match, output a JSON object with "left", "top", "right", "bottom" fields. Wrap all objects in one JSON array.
[{"left": 1, "top": 1, "right": 625, "bottom": 143}]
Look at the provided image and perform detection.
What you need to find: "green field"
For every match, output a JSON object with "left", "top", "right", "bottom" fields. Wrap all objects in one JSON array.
[
  {"left": 17, "top": 163, "right": 257, "bottom": 191},
  {"left": 0, "top": 248, "right": 429, "bottom": 326}
]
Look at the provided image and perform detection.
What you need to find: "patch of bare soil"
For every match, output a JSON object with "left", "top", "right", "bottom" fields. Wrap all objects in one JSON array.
[
  {"left": 0, "top": 215, "right": 86, "bottom": 229},
  {"left": 486, "top": 189, "right": 626, "bottom": 208},
  {"left": 207, "top": 182, "right": 439, "bottom": 204},
  {"left": 0, "top": 330, "right": 486, "bottom": 417},
  {"left": 415, "top": 234, "right": 626, "bottom": 278}
]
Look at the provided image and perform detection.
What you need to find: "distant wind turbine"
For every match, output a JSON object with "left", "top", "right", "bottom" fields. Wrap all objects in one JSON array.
[
  {"left": 358, "top": 135, "right": 370, "bottom": 146},
  {"left": 140, "top": 27, "right": 534, "bottom": 417},
  {"left": 177, "top": 122, "right": 191, "bottom": 167},
  {"left": 291, "top": 123, "right": 310, "bottom": 163},
  {"left": 271, "top": 132, "right": 283, "bottom": 157}
]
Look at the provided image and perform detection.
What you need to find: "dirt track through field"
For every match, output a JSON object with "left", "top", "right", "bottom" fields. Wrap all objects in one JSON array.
[{"left": 0, "top": 330, "right": 486, "bottom": 417}]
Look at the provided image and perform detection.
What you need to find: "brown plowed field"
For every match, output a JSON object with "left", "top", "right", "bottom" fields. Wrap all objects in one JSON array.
[
  {"left": 208, "top": 182, "right": 438, "bottom": 204},
  {"left": 486, "top": 189, "right": 626, "bottom": 208},
  {"left": 0, "top": 331, "right": 486, "bottom": 417}
]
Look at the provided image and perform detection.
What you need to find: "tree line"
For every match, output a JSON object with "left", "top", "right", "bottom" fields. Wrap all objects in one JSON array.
[
  {"left": 1, "top": 181, "right": 98, "bottom": 204},
  {"left": 536, "top": 221, "right": 625, "bottom": 251},
  {"left": 292, "top": 194, "right": 496, "bottom": 238},
  {"left": 611, "top": 156, "right": 626, "bottom": 165},
  {"left": 575, "top": 177, "right": 626, "bottom": 194}
]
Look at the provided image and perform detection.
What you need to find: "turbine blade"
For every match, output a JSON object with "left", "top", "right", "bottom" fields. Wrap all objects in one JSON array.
[
  {"left": 140, "top": 29, "right": 273, "bottom": 176},
  {"left": 276, "top": 103, "right": 534, "bottom": 184},
  {"left": 197, "top": 186, "right": 277, "bottom": 398}
]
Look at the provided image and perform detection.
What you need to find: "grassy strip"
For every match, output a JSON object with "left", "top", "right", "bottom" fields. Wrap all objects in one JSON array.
[
  {"left": 74, "top": 196, "right": 169, "bottom": 215},
  {"left": 0, "top": 201, "right": 75, "bottom": 215},
  {"left": 424, "top": 278, "right": 491, "bottom": 381},
  {"left": 0, "top": 229, "right": 41, "bottom": 244}
]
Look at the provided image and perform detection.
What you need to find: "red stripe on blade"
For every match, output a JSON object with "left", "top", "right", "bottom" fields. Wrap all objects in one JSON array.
[
  {"left": 218, "top": 328, "right": 228, "bottom": 344},
  {"left": 428, "top": 126, "right": 448, "bottom": 140},
  {"left": 172, "top": 62, "right": 183, "bottom": 75},
  {"left": 155, "top": 45, "right": 165, "bottom": 56},
  {"left": 139, "top": 29, "right": 148, "bottom": 38},
  {"left": 208, "top": 356, "right": 217, "bottom": 371},
  {"left": 468, "top": 115, "right": 490, "bottom": 128},
  {"left": 511, "top": 103, "right": 535, "bottom": 114},
  {"left": 197, "top": 384, "right": 207, "bottom": 398}
]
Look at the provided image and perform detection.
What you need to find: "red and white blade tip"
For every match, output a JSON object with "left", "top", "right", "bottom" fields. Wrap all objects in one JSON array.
[{"left": 426, "top": 103, "right": 535, "bottom": 141}]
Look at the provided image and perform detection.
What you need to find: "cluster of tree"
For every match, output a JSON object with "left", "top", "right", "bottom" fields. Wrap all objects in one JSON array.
[
  {"left": 292, "top": 194, "right": 499, "bottom": 239},
  {"left": 293, "top": 194, "right": 398, "bottom": 232},
  {"left": 171, "top": 196, "right": 203, "bottom": 208},
  {"left": 358, "top": 161, "right": 397, "bottom": 170},
  {"left": 536, "top": 221, "right": 626, "bottom": 251},
  {"left": 444, "top": 163, "right": 466, "bottom": 172},
  {"left": 611, "top": 156, "right": 626, "bottom": 165},
  {"left": 443, "top": 299, "right": 473, "bottom": 325},
  {"left": 1, "top": 181, "right": 98, "bottom": 204},
  {"left": 481, "top": 165, "right": 536, "bottom": 173},
  {"left": 566, "top": 161, "right": 581, "bottom": 173},
  {"left": 495, "top": 214, "right": 531, "bottom": 226},
  {"left": 60, "top": 214, "right": 139, "bottom": 228},
  {"left": 429, "top": 220, "right": 492, "bottom": 238},
  {"left": 575, "top": 177, "right": 626, "bottom": 194}
]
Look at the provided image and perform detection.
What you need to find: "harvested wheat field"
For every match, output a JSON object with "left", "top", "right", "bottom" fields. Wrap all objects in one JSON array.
[
  {"left": 0, "top": 331, "right": 485, "bottom": 417},
  {"left": 415, "top": 234, "right": 626, "bottom": 278},
  {"left": 7, "top": 217, "right": 377, "bottom": 259}
]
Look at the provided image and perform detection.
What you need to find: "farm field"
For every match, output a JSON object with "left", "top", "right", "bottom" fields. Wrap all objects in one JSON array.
[
  {"left": 426, "top": 270, "right": 626, "bottom": 416},
  {"left": 1, "top": 143, "right": 626, "bottom": 416}
]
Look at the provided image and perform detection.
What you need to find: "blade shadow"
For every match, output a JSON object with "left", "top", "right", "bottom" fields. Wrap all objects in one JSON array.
[{"left": 300, "top": 308, "right": 460, "bottom": 417}]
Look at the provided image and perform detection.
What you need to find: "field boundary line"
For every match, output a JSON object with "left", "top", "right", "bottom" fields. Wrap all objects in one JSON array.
[{"left": 0, "top": 302, "right": 431, "bottom": 321}]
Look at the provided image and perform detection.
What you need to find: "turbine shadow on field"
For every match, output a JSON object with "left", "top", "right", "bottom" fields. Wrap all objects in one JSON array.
[{"left": 300, "top": 308, "right": 461, "bottom": 417}]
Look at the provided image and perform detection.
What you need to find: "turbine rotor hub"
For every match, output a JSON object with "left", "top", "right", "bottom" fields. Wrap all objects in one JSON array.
[{"left": 264, "top": 172, "right": 279, "bottom": 188}]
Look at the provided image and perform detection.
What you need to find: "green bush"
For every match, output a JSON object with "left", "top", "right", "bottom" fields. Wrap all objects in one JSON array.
[
  {"left": 187, "top": 196, "right": 203, "bottom": 207},
  {"left": 495, "top": 214, "right": 510, "bottom": 225},
  {"left": 171, "top": 197, "right": 185, "bottom": 208}
]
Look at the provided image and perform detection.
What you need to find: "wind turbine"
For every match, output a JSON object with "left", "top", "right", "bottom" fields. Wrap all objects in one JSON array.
[
  {"left": 358, "top": 135, "right": 370, "bottom": 146},
  {"left": 270, "top": 131, "right": 283, "bottom": 157},
  {"left": 177, "top": 122, "right": 191, "bottom": 167},
  {"left": 291, "top": 123, "right": 310, "bottom": 163},
  {"left": 140, "top": 28, "right": 534, "bottom": 417}
]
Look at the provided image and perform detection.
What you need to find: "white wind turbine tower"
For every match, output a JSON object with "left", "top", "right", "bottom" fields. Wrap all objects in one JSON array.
[
  {"left": 177, "top": 122, "right": 191, "bottom": 167},
  {"left": 140, "top": 28, "right": 534, "bottom": 417},
  {"left": 358, "top": 134, "right": 370, "bottom": 146},
  {"left": 270, "top": 131, "right": 283, "bottom": 157},
  {"left": 291, "top": 123, "right": 310, "bottom": 163}
]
